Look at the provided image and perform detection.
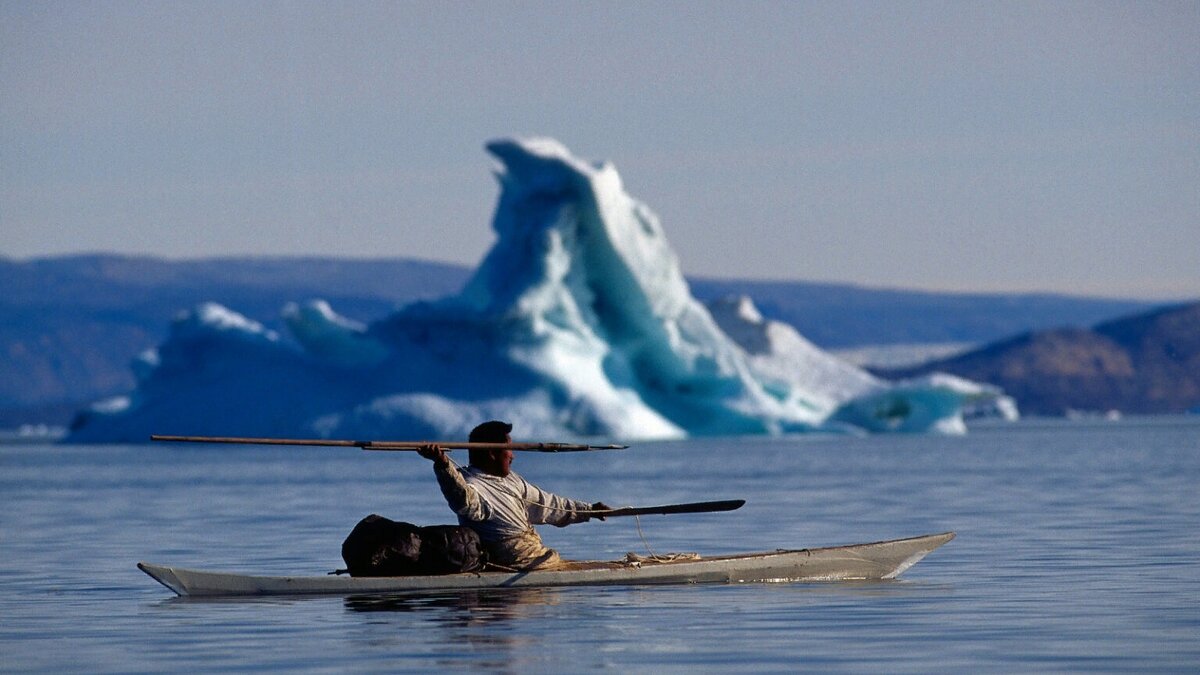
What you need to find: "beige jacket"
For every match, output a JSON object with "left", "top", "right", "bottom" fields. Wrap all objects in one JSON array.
[{"left": 432, "top": 462, "right": 593, "bottom": 569}]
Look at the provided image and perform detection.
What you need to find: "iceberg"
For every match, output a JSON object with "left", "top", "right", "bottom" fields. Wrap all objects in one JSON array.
[{"left": 67, "top": 138, "right": 1010, "bottom": 443}]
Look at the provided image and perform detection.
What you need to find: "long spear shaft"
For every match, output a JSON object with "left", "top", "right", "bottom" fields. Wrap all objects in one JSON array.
[{"left": 149, "top": 435, "right": 628, "bottom": 452}]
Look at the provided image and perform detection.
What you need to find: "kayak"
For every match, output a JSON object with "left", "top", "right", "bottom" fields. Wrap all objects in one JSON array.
[
  {"left": 140, "top": 532, "right": 954, "bottom": 598},
  {"left": 138, "top": 531, "right": 954, "bottom": 597}
]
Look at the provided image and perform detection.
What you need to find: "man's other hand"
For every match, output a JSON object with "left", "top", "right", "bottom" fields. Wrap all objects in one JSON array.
[{"left": 591, "top": 501, "right": 612, "bottom": 521}]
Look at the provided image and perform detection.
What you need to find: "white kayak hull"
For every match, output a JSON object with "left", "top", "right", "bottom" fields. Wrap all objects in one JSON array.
[{"left": 138, "top": 532, "right": 954, "bottom": 597}]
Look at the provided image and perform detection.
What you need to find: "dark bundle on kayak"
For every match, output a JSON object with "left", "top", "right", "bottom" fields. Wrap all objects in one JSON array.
[{"left": 341, "top": 514, "right": 487, "bottom": 576}]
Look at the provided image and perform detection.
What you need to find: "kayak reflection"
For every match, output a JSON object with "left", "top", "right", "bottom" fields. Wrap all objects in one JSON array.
[{"left": 344, "top": 586, "right": 561, "bottom": 624}]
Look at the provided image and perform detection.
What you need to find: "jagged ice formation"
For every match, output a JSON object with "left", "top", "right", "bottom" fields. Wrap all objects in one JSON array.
[{"left": 67, "top": 138, "right": 1011, "bottom": 442}]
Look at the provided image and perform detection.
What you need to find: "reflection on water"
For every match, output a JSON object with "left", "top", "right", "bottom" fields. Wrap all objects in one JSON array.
[
  {"left": 344, "top": 588, "right": 568, "bottom": 671},
  {"left": 345, "top": 587, "right": 561, "bottom": 620}
]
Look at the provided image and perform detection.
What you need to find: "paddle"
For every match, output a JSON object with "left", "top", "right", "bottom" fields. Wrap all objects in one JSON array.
[
  {"left": 596, "top": 499, "right": 745, "bottom": 518},
  {"left": 150, "top": 435, "right": 628, "bottom": 452}
]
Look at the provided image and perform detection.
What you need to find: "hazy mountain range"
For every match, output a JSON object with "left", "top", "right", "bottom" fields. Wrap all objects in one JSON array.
[{"left": 0, "top": 254, "right": 1176, "bottom": 428}]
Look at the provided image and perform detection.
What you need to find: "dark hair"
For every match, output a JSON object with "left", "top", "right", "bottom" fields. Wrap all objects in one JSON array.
[{"left": 469, "top": 420, "right": 512, "bottom": 444}]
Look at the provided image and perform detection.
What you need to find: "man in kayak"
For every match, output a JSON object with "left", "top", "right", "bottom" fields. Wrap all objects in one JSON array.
[{"left": 417, "top": 420, "right": 610, "bottom": 570}]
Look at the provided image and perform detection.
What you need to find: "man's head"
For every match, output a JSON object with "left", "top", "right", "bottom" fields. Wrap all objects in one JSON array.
[{"left": 468, "top": 420, "right": 514, "bottom": 477}]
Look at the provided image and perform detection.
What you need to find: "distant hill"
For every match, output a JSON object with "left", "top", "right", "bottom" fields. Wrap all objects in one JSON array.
[
  {"left": 0, "top": 254, "right": 1162, "bottom": 426},
  {"left": 876, "top": 302, "right": 1200, "bottom": 416}
]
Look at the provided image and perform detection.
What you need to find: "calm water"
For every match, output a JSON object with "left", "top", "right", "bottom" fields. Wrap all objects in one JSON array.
[{"left": 2, "top": 418, "right": 1198, "bottom": 672}]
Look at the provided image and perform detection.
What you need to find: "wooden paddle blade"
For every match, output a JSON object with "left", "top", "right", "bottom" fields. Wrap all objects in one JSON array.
[{"left": 600, "top": 499, "right": 746, "bottom": 518}]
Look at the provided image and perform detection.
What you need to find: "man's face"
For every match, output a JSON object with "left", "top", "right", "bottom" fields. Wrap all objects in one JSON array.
[{"left": 483, "top": 434, "right": 514, "bottom": 477}]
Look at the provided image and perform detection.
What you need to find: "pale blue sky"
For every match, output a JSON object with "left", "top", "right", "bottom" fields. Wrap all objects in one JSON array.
[{"left": 3, "top": 1, "right": 1197, "bottom": 299}]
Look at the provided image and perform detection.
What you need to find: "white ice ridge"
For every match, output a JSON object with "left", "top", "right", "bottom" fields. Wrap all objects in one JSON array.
[{"left": 67, "top": 138, "right": 1012, "bottom": 442}]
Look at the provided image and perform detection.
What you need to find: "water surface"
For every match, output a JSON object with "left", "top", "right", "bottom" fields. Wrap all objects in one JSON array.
[{"left": 2, "top": 418, "right": 1197, "bottom": 671}]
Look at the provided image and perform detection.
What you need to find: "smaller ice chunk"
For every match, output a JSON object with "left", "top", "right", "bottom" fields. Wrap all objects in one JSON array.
[
  {"left": 831, "top": 372, "right": 1004, "bottom": 434},
  {"left": 131, "top": 348, "right": 160, "bottom": 382},
  {"left": 90, "top": 396, "right": 131, "bottom": 414},
  {"left": 174, "top": 302, "right": 279, "bottom": 344},
  {"left": 283, "top": 300, "right": 389, "bottom": 368}
]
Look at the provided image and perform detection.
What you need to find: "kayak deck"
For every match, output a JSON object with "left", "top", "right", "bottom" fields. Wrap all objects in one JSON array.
[{"left": 139, "top": 531, "right": 954, "bottom": 597}]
